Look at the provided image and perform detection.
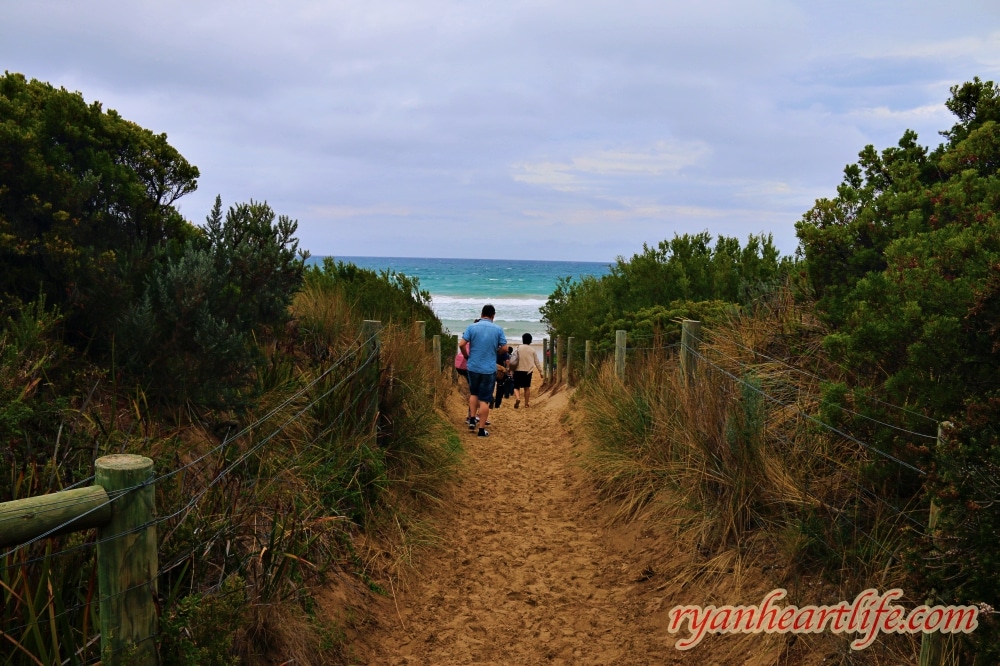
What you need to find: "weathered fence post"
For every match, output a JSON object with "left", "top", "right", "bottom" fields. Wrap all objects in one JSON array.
[
  {"left": 542, "top": 338, "right": 550, "bottom": 381},
  {"left": 414, "top": 320, "right": 426, "bottom": 340},
  {"left": 615, "top": 330, "right": 626, "bottom": 380},
  {"left": 95, "top": 454, "right": 158, "bottom": 665},
  {"left": 362, "top": 320, "right": 383, "bottom": 428},
  {"left": 680, "top": 320, "right": 701, "bottom": 384},
  {"left": 919, "top": 422, "right": 953, "bottom": 666},
  {"left": 0, "top": 487, "right": 111, "bottom": 548},
  {"left": 432, "top": 334, "right": 441, "bottom": 374},
  {"left": 566, "top": 337, "right": 575, "bottom": 385},
  {"left": 584, "top": 340, "right": 592, "bottom": 379},
  {"left": 556, "top": 336, "right": 566, "bottom": 386},
  {"left": 453, "top": 334, "right": 461, "bottom": 383}
]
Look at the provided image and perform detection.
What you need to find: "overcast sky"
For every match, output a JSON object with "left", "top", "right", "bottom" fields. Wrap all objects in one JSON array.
[{"left": 3, "top": 2, "right": 999, "bottom": 261}]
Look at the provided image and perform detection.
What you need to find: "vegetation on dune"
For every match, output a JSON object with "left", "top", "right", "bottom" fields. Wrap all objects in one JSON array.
[
  {"left": 797, "top": 75, "right": 1000, "bottom": 662},
  {"left": 558, "top": 77, "right": 1000, "bottom": 662},
  {"left": 541, "top": 230, "right": 794, "bottom": 353},
  {"left": 7, "top": 63, "right": 1000, "bottom": 664},
  {"left": 0, "top": 72, "right": 200, "bottom": 350},
  {"left": 0, "top": 73, "right": 458, "bottom": 665}
]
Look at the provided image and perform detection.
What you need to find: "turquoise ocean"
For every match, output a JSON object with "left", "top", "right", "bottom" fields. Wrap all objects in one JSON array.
[{"left": 312, "top": 257, "right": 613, "bottom": 341}]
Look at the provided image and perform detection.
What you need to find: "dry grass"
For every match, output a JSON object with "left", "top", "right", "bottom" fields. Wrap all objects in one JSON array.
[
  {"left": 150, "top": 293, "right": 462, "bottom": 664},
  {"left": 574, "top": 287, "right": 923, "bottom": 664}
]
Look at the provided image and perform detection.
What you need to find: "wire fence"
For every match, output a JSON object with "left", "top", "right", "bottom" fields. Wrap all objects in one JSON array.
[
  {"left": 0, "top": 327, "right": 396, "bottom": 664},
  {"left": 576, "top": 325, "right": 946, "bottom": 572}
]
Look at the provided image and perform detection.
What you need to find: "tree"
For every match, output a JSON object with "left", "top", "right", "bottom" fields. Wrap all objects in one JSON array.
[
  {"left": 117, "top": 197, "right": 307, "bottom": 407},
  {"left": 796, "top": 77, "right": 1000, "bottom": 661},
  {"left": 796, "top": 81, "right": 1000, "bottom": 421},
  {"left": 0, "top": 72, "right": 200, "bottom": 340},
  {"left": 541, "top": 231, "right": 792, "bottom": 348}
]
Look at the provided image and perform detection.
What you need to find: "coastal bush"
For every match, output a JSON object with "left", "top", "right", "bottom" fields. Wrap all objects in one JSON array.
[
  {"left": 796, "top": 76, "right": 1000, "bottom": 661},
  {"left": 0, "top": 297, "right": 66, "bottom": 494},
  {"left": 0, "top": 76, "right": 458, "bottom": 665},
  {"left": 116, "top": 196, "right": 306, "bottom": 408},
  {"left": 137, "top": 274, "right": 460, "bottom": 664},
  {"left": 0, "top": 72, "right": 200, "bottom": 348},
  {"left": 305, "top": 257, "right": 443, "bottom": 338},
  {"left": 541, "top": 231, "right": 794, "bottom": 349},
  {"left": 568, "top": 76, "right": 1000, "bottom": 662}
]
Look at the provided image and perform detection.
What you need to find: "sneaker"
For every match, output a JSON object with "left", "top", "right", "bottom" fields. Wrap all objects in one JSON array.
[
  {"left": 477, "top": 428, "right": 489, "bottom": 437},
  {"left": 485, "top": 420, "right": 491, "bottom": 426},
  {"left": 468, "top": 418, "right": 476, "bottom": 430},
  {"left": 514, "top": 399, "right": 520, "bottom": 409}
]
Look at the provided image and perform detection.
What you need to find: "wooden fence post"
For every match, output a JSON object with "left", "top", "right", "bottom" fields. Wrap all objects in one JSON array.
[
  {"left": 680, "top": 320, "right": 701, "bottom": 384},
  {"left": 542, "top": 338, "right": 550, "bottom": 381},
  {"left": 566, "top": 337, "right": 575, "bottom": 386},
  {"left": 432, "top": 335, "right": 441, "bottom": 374},
  {"left": 362, "top": 320, "right": 382, "bottom": 429},
  {"left": 556, "top": 336, "right": 566, "bottom": 385},
  {"left": 95, "top": 454, "right": 158, "bottom": 665},
  {"left": 414, "top": 320, "right": 426, "bottom": 340},
  {"left": 0, "top": 486, "right": 111, "bottom": 548},
  {"left": 584, "top": 340, "right": 592, "bottom": 379},
  {"left": 615, "top": 330, "right": 626, "bottom": 380},
  {"left": 919, "top": 422, "right": 953, "bottom": 666}
]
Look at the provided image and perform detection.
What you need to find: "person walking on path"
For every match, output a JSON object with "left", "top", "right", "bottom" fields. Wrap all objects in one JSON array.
[
  {"left": 512, "top": 333, "right": 543, "bottom": 409},
  {"left": 459, "top": 305, "right": 507, "bottom": 437},
  {"left": 493, "top": 345, "right": 514, "bottom": 409},
  {"left": 455, "top": 344, "right": 476, "bottom": 422}
]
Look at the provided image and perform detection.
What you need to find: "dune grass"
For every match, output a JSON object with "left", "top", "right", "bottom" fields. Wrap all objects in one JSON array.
[
  {"left": 572, "top": 287, "right": 922, "bottom": 663},
  {"left": 1, "top": 273, "right": 461, "bottom": 665}
]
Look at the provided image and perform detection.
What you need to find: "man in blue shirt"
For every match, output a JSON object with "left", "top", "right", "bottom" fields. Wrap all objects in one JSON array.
[{"left": 459, "top": 304, "right": 507, "bottom": 437}]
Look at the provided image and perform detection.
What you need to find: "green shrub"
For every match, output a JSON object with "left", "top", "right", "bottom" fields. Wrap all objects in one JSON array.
[
  {"left": 0, "top": 72, "right": 199, "bottom": 346},
  {"left": 541, "top": 231, "right": 793, "bottom": 347},
  {"left": 160, "top": 575, "right": 247, "bottom": 666},
  {"left": 304, "top": 258, "right": 444, "bottom": 339},
  {"left": 0, "top": 296, "right": 74, "bottom": 499},
  {"left": 793, "top": 77, "right": 1000, "bottom": 662},
  {"left": 116, "top": 197, "right": 306, "bottom": 408}
]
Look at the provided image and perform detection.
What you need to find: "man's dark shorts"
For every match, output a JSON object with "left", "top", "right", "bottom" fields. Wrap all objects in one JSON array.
[
  {"left": 467, "top": 371, "right": 496, "bottom": 403},
  {"left": 513, "top": 370, "right": 533, "bottom": 389}
]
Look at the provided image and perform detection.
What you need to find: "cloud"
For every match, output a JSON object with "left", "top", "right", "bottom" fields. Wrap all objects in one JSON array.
[
  {"left": 863, "top": 32, "right": 1000, "bottom": 64},
  {"left": 512, "top": 141, "right": 710, "bottom": 192},
  {"left": 520, "top": 201, "right": 784, "bottom": 225},
  {"left": 4, "top": 1, "right": 1000, "bottom": 261},
  {"left": 849, "top": 103, "right": 953, "bottom": 124},
  {"left": 308, "top": 204, "right": 413, "bottom": 219}
]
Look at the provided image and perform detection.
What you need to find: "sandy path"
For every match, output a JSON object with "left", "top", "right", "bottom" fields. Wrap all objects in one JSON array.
[{"left": 352, "top": 383, "right": 677, "bottom": 665}]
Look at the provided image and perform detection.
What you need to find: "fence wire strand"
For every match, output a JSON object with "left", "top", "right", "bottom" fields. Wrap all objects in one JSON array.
[{"left": 1, "top": 330, "right": 385, "bottom": 652}]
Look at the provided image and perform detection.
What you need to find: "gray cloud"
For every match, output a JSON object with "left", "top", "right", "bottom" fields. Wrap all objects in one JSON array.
[{"left": 3, "top": 1, "right": 999, "bottom": 260}]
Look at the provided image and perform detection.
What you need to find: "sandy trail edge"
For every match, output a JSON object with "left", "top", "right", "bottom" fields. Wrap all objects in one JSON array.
[{"left": 347, "top": 383, "right": 680, "bottom": 665}]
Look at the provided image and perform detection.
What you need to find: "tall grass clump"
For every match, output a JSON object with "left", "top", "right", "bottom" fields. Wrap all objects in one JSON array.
[
  {"left": 2, "top": 265, "right": 461, "bottom": 666},
  {"left": 574, "top": 286, "right": 921, "bottom": 661}
]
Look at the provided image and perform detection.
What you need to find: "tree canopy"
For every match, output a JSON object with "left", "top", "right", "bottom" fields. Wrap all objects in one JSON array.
[
  {"left": 541, "top": 231, "right": 793, "bottom": 350},
  {"left": 0, "top": 72, "right": 200, "bottom": 334},
  {"left": 796, "top": 77, "right": 1000, "bottom": 659}
]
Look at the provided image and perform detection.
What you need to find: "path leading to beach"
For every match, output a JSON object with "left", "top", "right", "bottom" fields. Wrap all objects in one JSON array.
[{"left": 349, "top": 383, "right": 679, "bottom": 665}]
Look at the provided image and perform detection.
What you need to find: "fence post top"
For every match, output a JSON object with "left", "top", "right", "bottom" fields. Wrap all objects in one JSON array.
[{"left": 95, "top": 454, "right": 154, "bottom": 471}]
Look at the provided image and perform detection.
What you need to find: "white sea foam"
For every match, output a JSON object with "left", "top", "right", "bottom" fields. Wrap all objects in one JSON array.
[{"left": 431, "top": 295, "right": 548, "bottom": 323}]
